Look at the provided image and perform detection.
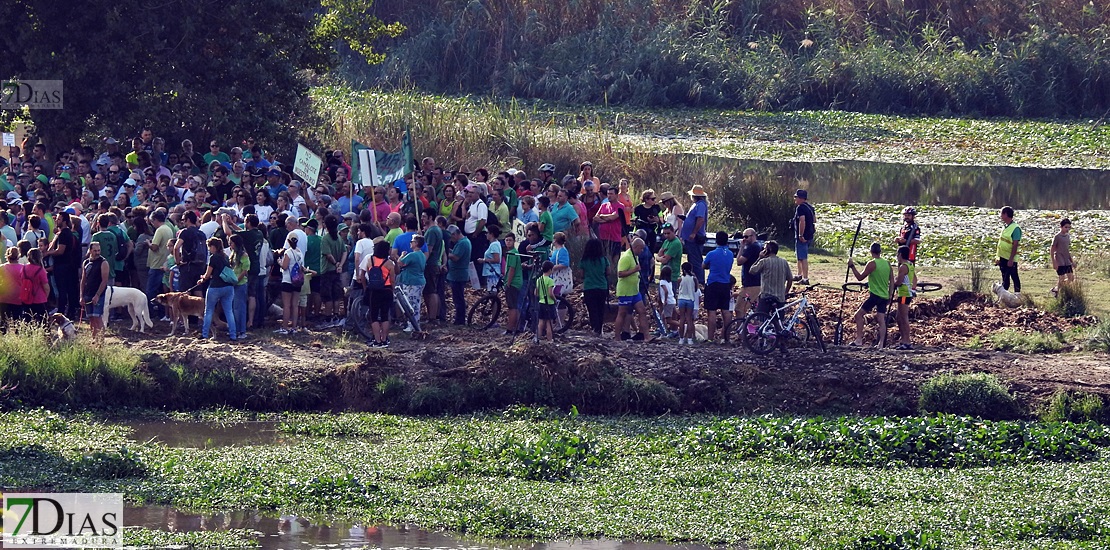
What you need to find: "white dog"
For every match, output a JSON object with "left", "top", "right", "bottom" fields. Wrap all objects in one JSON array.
[
  {"left": 104, "top": 286, "right": 154, "bottom": 332},
  {"left": 991, "top": 281, "right": 1022, "bottom": 308},
  {"left": 49, "top": 313, "right": 78, "bottom": 345}
]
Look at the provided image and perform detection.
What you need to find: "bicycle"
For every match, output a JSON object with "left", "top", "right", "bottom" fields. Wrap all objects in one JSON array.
[
  {"left": 507, "top": 256, "right": 576, "bottom": 341},
  {"left": 728, "top": 284, "right": 826, "bottom": 355}
]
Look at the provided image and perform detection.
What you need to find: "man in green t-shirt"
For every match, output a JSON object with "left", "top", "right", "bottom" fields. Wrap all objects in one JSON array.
[
  {"left": 613, "top": 238, "right": 653, "bottom": 342},
  {"left": 503, "top": 232, "right": 524, "bottom": 333},
  {"left": 304, "top": 219, "right": 323, "bottom": 318},
  {"left": 847, "top": 242, "right": 891, "bottom": 347},
  {"left": 655, "top": 223, "right": 683, "bottom": 283},
  {"left": 445, "top": 225, "right": 472, "bottom": 325},
  {"left": 384, "top": 212, "right": 402, "bottom": 245},
  {"left": 146, "top": 210, "right": 175, "bottom": 316},
  {"left": 91, "top": 213, "right": 119, "bottom": 283},
  {"left": 107, "top": 215, "right": 132, "bottom": 285},
  {"left": 319, "top": 215, "right": 347, "bottom": 324}
]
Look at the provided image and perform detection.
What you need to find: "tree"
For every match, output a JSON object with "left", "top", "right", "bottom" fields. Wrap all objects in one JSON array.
[{"left": 0, "top": 0, "right": 402, "bottom": 156}]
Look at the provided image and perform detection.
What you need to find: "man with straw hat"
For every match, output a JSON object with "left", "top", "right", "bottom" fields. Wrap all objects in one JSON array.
[{"left": 679, "top": 184, "right": 708, "bottom": 285}]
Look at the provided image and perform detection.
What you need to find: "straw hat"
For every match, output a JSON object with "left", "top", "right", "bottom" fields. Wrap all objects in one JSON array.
[
  {"left": 687, "top": 184, "right": 707, "bottom": 197},
  {"left": 659, "top": 191, "right": 675, "bottom": 202}
]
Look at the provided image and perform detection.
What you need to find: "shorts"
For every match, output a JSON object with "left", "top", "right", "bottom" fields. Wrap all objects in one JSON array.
[
  {"left": 368, "top": 288, "right": 393, "bottom": 322},
  {"left": 617, "top": 293, "right": 643, "bottom": 307},
  {"left": 84, "top": 293, "right": 106, "bottom": 318},
  {"left": 795, "top": 240, "right": 809, "bottom": 260},
  {"left": 662, "top": 303, "right": 675, "bottom": 317},
  {"left": 538, "top": 303, "right": 556, "bottom": 320},
  {"left": 320, "top": 271, "right": 343, "bottom": 301},
  {"left": 677, "top": 299, "right": 695, "bottom": 311},
  {"left": 704, "top": 282, "right": 730, "bottom": 311},
  {"left": 309, "top": 274, "right": 321, "bottom": 293},
  {"left": 860, "top": 293, "right": 889, "bottom": 313},
  {"left": 506, "top": 286, "right": 521, "bottom": 310},
  {"left": 895, "top": 295, "right": 913, "bottom": 306},
  {"left": 604, "top": 240, "right": 622, "bottom": 258},
  {"left": 1057, "top": 265, "right": 1073, "bottom": 276},
  {"left": 299, "top": 294, "right": 308, "bottom": 307},
  {"left": 281, "top": 282, "right": 299, "bottom": 294},
  {"left": 423, "top": 265, "right": 441, "bottom": 295},
  {"left": 757, "top": 296, "right": 783, "bottom": 314}
]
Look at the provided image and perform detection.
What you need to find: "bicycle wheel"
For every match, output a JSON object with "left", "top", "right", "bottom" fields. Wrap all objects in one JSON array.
[
  {"left": 806, "top": 308, "right": 827, "bottom": 353},
  {"left": 467, "top": 294, "right": 501, "bottom": 330},
  {"left": 917, "top": 282, "right": 943, "bottom": 293},
  {"left": 553, "top": 297, "right": 575, "bottom": 334},
  {"left": 723, "top": 317, "right": 749, "bottom": 345},
  {"left": 787, "top": 316, "right": 811, "bottom": 349},
  {"left": 742, "top": 312, "right": 778, "bottom": 355},
  {"left": 841, "top": 282, "right": 867, "bottom": 292},
  {"left": 354, "top": 301, "right": 373, "bottom": 340},
  {"left": 394, "top": 288, "right": 420, "bottom": 332}
]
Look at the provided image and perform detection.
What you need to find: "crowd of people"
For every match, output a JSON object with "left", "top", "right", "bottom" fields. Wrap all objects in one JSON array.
[{"left": 0, "top": 131, "right": 1072, "bottom": 349}]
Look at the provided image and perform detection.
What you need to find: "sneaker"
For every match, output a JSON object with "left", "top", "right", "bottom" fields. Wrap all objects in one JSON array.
[
  {"left": 159, "top": 316, "right": 171, "bottom": 322},
  {"left": 800, "top": 278, "right": 810, "bottom": 286},
  {"left": 792, "top": 275, "right": 802, "bottom": 282},
  {"left": 274, "top": 328, "right": 289, "bottom": 335},
  {"left": 895, "top": 343, "right": 913, "bottom": 350},
  {"left": 237, "top": 334, "right": 248, "bottom": 340},
  {"left": 1051, "top": 287, "right": 1059, "bottom": 297},
  {"left": 403, "top": 323, "right": 414, "bottom": 333}
]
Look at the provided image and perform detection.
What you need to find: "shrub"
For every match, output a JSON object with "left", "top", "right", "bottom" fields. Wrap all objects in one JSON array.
[
  {"left": 966, "top": 257, "right": 988, "bottom": 294},
  {"left": 1051, "top": 282, "right": 1088, "bottom": 317},
  {"left": 1041, "top": 390, "right": 1105, "bottom": 424},
  {"left": 1087, "top": 322, "right": 1110, "bottom": 353},
  {"left": 918, "top": 373, "right": 1022, "bottom": 420},
  {"left": 988, "top": 329, "right": 1066, "bottom": 354}
]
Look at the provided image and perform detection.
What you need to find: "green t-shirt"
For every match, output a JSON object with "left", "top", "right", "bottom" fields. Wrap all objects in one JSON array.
[
  {"left": 320, "top": 233, "right": 346, "bottom": 274},
  {"left": 424, "top": 225, "right": 444, "bottom": 268},
  {"left": 505, "top": 249, "right": 523, "bottom": 289},
  {"left": 306, "top": 234, "right": 322, "bottom": 271},
  {"left": 581, "top": 257, "right": 610, "bottom": 291},
  {"left": 91, "top": 231, "right": 118, "bottom": 277},
  {"left": 660, "top": 237, "right": 683, "bottom": 282},
  {"left": 148, "top": 223, "right": 174, "bottom": 270},
  {"left": 446, "top": 237, "right": 472, "bottom": 282},
  {"left": 538, "top": 210, "right": 554, "bottom": 242},
  {"left": 503, "top": 187, "right": 518, "bottom": 214},
  {"left": 237, "top": 228, "right": 264, "bottom": 277},
  {"left": 385, "top": 227, "right": 402, "bottom": 246},
  {"left": 868, "top": 257, "right": 891, "bottom": 299},
  {"left": 108, "top": 226, "right": 130, "bottom": 273},
  {"left": 616, "top": 249, "right": 639, "bottom": 297},
  {"left": 536, "top": 274, "right": 556, "bottom": 305},
  {"left": 397, "top": 250, "right": 427, "bottom": 286}
]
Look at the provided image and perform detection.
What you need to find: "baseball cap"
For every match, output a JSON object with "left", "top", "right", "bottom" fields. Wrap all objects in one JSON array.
[
  {"left": 267, "top": 167, "right": 283, "bottom": 176},
  {"left": 342, "top": 211, "right": 357, "bottom": 220},
  {"left": 794, "top": 189, "right": 808, "bottom": 199},
  {"left": 105, "top": 137, "right": 119, "bottom": 145}
]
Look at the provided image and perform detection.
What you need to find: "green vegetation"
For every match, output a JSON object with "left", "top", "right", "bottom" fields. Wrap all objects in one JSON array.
[
  {"left": 988, "top": 329, "right": 1081, "bottom": 354},
  {"left": 1042, "top": 390, "right": 1106, "bottom": 424},
  {"left": 918, "top": 373, "right": 1022, "bottom": 420},
  {"left": 123, "top": 527, "right": 260, "bottom": 549},
  {"left": 358, "top": 0, "right": 1110, "bottom": 119},
  {"left": 7, "top": 410, "right": 1110, "bottom": 548},
  {"left": 1053, "top": 282, "right": 1091, "bottom": 317}
]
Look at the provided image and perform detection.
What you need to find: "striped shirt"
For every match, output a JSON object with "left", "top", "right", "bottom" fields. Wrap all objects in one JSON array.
[{"left": 750, "top": 255, "right": 792, "bottom": 302}]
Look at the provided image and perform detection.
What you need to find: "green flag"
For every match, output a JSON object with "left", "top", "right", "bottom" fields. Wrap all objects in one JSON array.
[{"left": 351, "top": 129, "right": 414, "bottom": 189}]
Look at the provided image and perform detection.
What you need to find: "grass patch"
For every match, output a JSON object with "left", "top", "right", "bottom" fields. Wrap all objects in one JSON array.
[
  {"left": 919, "top": 373, "right": 1022, "bottom": 420},
  {"left": 1087, "top": 322, "right": 1110, "bottom": 353},
  {"left": 678, "top": 414, "right": 1107, "bottom": 467},
  {"left": 123, "top": 527, "right": 260, "bottom": 549},
  {"left": 1052, "top": 281, "right": 1090, "bottom": 317},
  {"left": 988, "top": 329, "right": 1071, "bottom": 354},
  {"left": 7, "top": 410, "right": 1110, "bottom": 548},
  {"left": 1042, "top": 390, "right": 1106, "bottom": 424}
]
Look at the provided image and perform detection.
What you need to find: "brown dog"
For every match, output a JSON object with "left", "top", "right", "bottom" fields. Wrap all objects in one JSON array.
[
  {"left": 49, "top": 312, "right": 78, "bottom": 345},
  {"left": 155, "top": 292, "right": 206, "bottom": 335}
]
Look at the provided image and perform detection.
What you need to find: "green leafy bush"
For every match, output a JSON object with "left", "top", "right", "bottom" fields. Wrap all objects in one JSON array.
[
  {"left": 678, "top": 414, "right": 1107, "bottom": 467},
  {"left": 919, "top": 373, "right": 1022, "bottom": 419},
  {"left": 1051, "top": 281, "right": 1088, "bottom": 317},
  {"left": 1086, "top": 322, "right": 1110, "bottom": 353},
  {"left": 1042, "top": 390, "right": 1105, "bottom": 424},
  {"left": 71, "top": 446, "right": 146, "bottom": 479},
  {"left": 987, "top": 330, "right": 1066, "bottom": 354}
]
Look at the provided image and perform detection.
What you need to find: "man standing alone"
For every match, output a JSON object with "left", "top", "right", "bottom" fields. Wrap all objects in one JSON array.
[
  {"left": 997, "top": 206, "right": 1022, "bottom": 294},
  {"left": 792, "top": 189, "right": 815, "bottom": 286}
]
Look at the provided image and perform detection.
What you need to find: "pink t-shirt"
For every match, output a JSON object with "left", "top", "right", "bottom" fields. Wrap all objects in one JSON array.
[
  {"left": 370, "top": 200, "right": 391, "bottom": 225},
  {"left": 23, "top": 264, "right": 49, "bottom": 304},
  {"left": 597, "top": 201, "right": 623, "bottom": 242},
  {"left": 0, "top": 263, "right": 23, "bottom": 304},
  {"left": 572, "top": 201, "right": 588, "bottom": 236}
]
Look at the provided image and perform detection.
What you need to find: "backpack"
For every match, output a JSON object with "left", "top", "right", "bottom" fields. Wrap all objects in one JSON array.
[
  {"left": 113, "top": 229, "right": 129, "bottom": 263},
  {"left": 802, "top": 202, "right": 817, "bottom": 240},
  {"left": 19, "top": 266, "right": 36, "bottom": 304},
  {"left": 180, "top": 227, "right": 206, "bottom": 264},
  {"left": 365, "top": 256, "right": 386, "bottom": 290},
  {"left": 290, "top": 254, "right": 305, "bottom": 287}
]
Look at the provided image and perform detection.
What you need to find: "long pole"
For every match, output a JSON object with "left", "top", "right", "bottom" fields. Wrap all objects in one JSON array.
[{"left": 835, "top": 218, "right": 863, "bottom": 346}]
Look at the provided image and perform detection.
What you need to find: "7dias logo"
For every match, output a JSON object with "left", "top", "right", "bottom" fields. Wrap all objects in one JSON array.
[
  {"left": 1, "top": 80, "right": 64, "bottom": 109},
  {"left": 1, "top": 492, "right": 122, "bottom": 548}
]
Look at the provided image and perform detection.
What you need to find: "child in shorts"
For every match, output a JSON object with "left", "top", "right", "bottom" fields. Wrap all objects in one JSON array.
[
  {"left": 658, "top": 265, "right": 678, "bottom": 332},
  {"left": 536, "top": 260, "right": 556, "bottom": 342},
  {"left": 676, "top": 262, "right": 698, "bottom": 345}
]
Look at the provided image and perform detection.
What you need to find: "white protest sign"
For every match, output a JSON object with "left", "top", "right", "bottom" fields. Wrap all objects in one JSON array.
[
  {"left": 359, "top": 148, "right": 376, "bottom": 189},
  {"left": 2, "top": 133, "right": 14, "bottom": 146},
  {"left": 292, "top": 143, "right": 322, "bottom": 185}
]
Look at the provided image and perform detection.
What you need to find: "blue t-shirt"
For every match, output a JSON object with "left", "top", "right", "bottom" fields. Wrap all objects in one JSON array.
[
  {"left": 337, "top": 194, "right": 363, "bottom": 215},
  {"left": 549, "top": 202, "right": 579, "bottom": 234},
  {"left": 397, "top": 250, "right": 427, "bottom": 286},
  {"left": 266, "top": 183, "right": 288, "bottom": 201},
  {"left": 680, "top": 199, "right": 707, "bottom": 242},
  {"left": 704, "top": 246, "right": 734, "bottom": 285},
  {"left": 391, "top": 231, "right": 428, "bottom": 256},
  {"left": 447, "top": 237, "right": 472, "bottom": 282}
]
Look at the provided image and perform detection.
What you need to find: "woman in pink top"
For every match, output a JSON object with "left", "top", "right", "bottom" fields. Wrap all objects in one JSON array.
[
  {"left": 22, "top": 248, "right": 50, "bottom": 322},
  {"left": 0, "top": 247, "right": 25, "bottom": 324}
]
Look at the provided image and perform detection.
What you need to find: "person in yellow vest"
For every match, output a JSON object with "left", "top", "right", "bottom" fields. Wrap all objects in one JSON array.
[
  {"left": 890, "top": 245, "right": 914, "bottom": 350},
  {"left": 847, "top": 242, "right": 891, "bottom": 347},
  {"left": 997, "top": 205, "right": 1022, "bottom": 293}
]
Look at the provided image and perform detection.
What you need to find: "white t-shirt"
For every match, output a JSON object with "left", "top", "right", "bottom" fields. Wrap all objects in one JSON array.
[
  {"left": 287, "top": 228, "right": 307, "bottom": 255},
  {"left": 677, "top": 274, "right": 697, "bottom": 301},
  {"left": 659, "top": 279, "right": 676, "bottom": 305},
  {"left": 280, "top": 248, "right": 304, "bottom": 284},
  {"left": 199, "top": 221, "right": 219, "bottom": 239},
  {"left": 465, "top": 200, "right": 488, "bottom": 235},
  {"left": 254, "top": 204, "right": 274, "bottom": 223},
  {"left": 353, "top": 237, "right": 375, "bottom": 276}
]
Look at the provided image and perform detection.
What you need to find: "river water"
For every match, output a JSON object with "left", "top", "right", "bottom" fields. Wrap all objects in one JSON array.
[{"left": 677, "top": 155, "right": 1110, "bottom": 210}]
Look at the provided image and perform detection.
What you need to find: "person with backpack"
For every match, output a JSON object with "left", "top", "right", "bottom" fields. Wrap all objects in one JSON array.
[
  {"left": 197, "top": 237, "right": 238, "bottom": 341},
  {"left": 174, "top": 211, "right": 208, "bottom": 293},
  {"left": 91, "top": 213, "right": 120, "bottom": 284},
  {"left": 361, "top": 239, "right": 395, "bottom": 347},
  {"left": 792, "top": 189, "right": 816, "bottom": 286},
  {"left": 277, "top": 233, "right": 305, "bottom": 335},
  {"left": 21, "top": 248, "right": 50, "bottom": 322}
]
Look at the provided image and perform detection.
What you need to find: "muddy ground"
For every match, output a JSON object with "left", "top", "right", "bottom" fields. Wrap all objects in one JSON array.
[{"left": 114, "top": 286, "right": 1108, "bottom": 416}]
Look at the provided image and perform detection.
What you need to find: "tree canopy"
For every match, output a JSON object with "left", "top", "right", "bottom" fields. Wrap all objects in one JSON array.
[{"left": 0, "top": 0, "right": 403, "bottom": 154}]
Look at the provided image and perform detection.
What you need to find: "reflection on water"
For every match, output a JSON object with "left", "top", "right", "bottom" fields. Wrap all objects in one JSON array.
[
  {"left": 126, "top": 506, "right": 726, "bottom": 550},
  {"left": 123, "top": 421, "right": 287, "bottom": 448},
  {"left": 678, "top": 155, "right": 1110, "bottom": 210}
]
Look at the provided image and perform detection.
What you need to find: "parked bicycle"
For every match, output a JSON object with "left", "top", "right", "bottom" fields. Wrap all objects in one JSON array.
[
  {"left": 727, "top": 284, "right": 827, "bottom": 355},
  {"left": 468, "top": 254, "right": 575, "bottom": 338}
]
